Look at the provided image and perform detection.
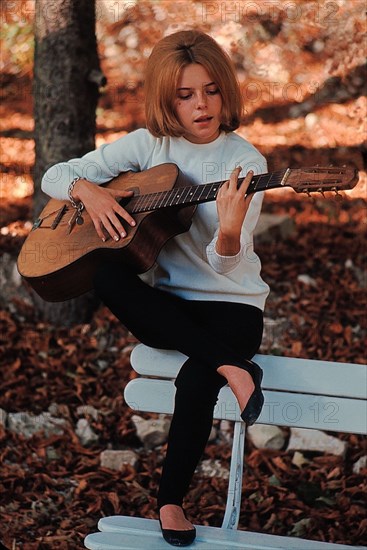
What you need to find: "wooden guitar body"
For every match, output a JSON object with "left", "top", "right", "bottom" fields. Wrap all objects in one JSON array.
[{"left": 17, "top": 163, "right": 195, "bottom": 302}]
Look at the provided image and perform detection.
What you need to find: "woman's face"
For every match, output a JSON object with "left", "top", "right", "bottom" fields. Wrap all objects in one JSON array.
[{"left": 174, "top": 63, "right": 223, "bottom": 144}]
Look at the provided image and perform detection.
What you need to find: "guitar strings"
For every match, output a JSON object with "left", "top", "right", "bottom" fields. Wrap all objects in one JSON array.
[{"left": 129, "top": 169, "right": 288, "bottom": 214}]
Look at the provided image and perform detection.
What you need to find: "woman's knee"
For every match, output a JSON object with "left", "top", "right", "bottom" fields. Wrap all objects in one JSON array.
[{"left": 175, "top": 358, "right": 225, "bottom": 397}]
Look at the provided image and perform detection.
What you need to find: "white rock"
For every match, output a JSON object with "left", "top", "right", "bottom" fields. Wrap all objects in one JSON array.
[
  {"left": 290, "top": 518, "right": 312, "bottom": 537},
  {"left": 75, "top": 418, "right": 99, "bottom": 446},
  {"left": 132, "top": 414, "right": 170, "bottom": 449},
  {"left": 218, "top": 420, "right": 233, "bottom": 444},
  {"left": 8, "top": 411, "right": 67, "bottom": 438},
  {"left": 292, "top": 451, "right": 310, "bottom": 468},
  {"left": 297, "top": 274, "right": 317, "bottom": 287},
  {"left": 76, "top": 405, "right": 99, "bottom": 420},
  {"left": 344, "top": 259, "right": 367, "bottom": 288},
  {"left": 345, "top": 259, "right": 353, "bottom": 269},
  {"left": 287, "top": 427, "right": 347, "bottom": 457},
  {"left": 46, "top": 446, "right": 60, "bottom": 461},
  {"left": 248, "top": 424, "right": 285, "bottom": 450},
  {"left": 196, "top": 459, "right": 229, "bottom": 479},
  {"left": 100, "top": 450, "right": 139, "bottom": 471},
  {"left": 353, "top": 455, "right": 367, "bottom": 474},
  {"left": 48, "top": 403, "right": 70, "bottom": 418},
  {"left": 0, "top": 408, "right": 7, "bottom": 427}
]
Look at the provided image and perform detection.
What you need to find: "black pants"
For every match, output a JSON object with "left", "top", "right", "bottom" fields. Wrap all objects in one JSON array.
[{"left": 93, "top": 263, "right": 263, "bottom": 509}]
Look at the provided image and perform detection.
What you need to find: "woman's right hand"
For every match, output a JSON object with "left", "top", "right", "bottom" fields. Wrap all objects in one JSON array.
[{"left": 72, "top": 178, "right": 136, "bottom": 242}]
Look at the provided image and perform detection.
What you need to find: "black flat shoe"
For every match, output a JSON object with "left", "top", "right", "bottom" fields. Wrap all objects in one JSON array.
[
  {"left": 159, "top": 518, "right": 196, "bottom": 547},
  {"left": 240, "top": 360, "right": 264, "bottom": 426}
]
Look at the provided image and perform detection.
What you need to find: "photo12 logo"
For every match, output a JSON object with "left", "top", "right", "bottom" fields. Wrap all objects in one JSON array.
[
  {"left": 263, "top": 400, "right": 340, "bottom": 425},
  {"left": 201, "top": 1, "right": 340, "bottom": 25}
]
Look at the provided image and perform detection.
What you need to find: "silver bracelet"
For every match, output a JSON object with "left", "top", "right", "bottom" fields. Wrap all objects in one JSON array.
[{"left": 68, "top": 176, "right": 84, "bottom": 211}]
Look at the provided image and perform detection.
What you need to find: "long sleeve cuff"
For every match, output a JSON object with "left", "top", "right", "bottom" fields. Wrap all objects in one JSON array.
[{"left": 206, "top": 236, "right": 244, "bottom": 274}]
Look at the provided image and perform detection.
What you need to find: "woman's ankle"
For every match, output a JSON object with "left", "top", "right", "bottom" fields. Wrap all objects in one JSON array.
[
  {"left": 217, "top": 364, "right": 255, "bottom": 411},
  {"left": 159, "top": 504, "right": 194, "bottom": 530}
]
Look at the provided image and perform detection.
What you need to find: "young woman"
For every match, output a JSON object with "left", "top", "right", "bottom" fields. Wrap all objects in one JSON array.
[{"left": 42, "top": 29, "right": 270, "bottom": 547}]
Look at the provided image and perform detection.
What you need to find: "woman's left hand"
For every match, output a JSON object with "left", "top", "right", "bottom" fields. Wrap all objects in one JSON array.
[{"left": 215, "top": 167, "right": 254, "bottom": 256}]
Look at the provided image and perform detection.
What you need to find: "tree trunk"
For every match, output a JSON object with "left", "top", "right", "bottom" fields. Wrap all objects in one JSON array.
[{"left": 33, "top": 0, "right": 104, "bottom": 325}]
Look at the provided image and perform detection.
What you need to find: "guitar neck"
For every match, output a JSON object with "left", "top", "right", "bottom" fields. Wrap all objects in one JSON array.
[{"left": 128, "top": 169, "right": 289, "bottom": 214}]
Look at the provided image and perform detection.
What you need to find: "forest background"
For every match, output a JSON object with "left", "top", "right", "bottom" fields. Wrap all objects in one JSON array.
[{"left": 0, "top": 1, "right": 366, "bottom": 549}]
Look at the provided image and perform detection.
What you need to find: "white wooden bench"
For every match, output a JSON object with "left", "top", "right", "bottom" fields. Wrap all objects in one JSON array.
[{"left": 84, "top": 345, "right": 367, "bottom": 550}]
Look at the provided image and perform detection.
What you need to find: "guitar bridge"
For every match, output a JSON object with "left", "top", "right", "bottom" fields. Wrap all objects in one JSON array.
[{"left": 51, "top": 204, "right": 67, "bottom": 230}]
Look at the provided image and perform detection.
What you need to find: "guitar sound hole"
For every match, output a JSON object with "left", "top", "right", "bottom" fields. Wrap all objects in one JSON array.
[
  {"left": 118, "top": 186, "right": 139, "bottom": 213},
  {"left": 118, "top": 195, "right": 134, "bottom": 209}
]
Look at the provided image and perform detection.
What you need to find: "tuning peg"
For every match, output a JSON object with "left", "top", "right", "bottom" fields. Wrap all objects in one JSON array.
[
  {"left": 318, "top": 188, "right": 326, "bottom": 198},
  {"left": 303, "top": 190, "right": 316, "bottom": 202},
  {"left": 332, "top": 187, "right": 343, "bottom": 202}
]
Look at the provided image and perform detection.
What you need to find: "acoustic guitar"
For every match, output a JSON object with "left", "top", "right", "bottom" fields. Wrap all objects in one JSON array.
[{"left": 17, "top": 163, "right": 358, "bottom": 302}]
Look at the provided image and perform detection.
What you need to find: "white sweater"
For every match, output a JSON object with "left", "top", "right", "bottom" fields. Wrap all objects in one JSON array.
[{"left": 41, "top": 129, "right": 270, "bottom": 310}]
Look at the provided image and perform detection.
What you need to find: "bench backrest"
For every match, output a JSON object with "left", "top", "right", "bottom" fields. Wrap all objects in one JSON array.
[{"left": 125, "top": 345, "right": 367, "bottom": 434}]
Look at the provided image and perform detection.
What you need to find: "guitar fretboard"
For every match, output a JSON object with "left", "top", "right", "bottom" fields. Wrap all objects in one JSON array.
[{"left": 127, "top": 169, "right": 288, "bottom": 214}]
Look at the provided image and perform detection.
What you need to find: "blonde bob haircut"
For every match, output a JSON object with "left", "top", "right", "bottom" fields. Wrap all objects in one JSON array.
[{"left": 145, "top": 29, "right": 243, "bottom": 137}]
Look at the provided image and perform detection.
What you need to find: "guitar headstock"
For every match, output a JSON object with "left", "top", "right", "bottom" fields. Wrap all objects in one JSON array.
[{"left": 285, "top": 166, "right": 359, "bottom": 195}]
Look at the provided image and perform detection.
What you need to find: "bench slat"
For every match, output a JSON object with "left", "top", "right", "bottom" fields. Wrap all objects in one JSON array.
[
  {"left": 83, "top": 517, "right": 360, "bottom": 549},
  {"left": 130, "top": 345, "right": 367, "bottom": 399},
  {"left": 124, "top": 378, "right": 367, "bottom": 434}
]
